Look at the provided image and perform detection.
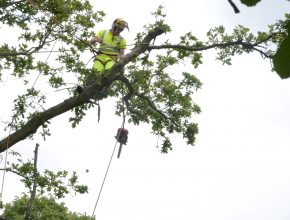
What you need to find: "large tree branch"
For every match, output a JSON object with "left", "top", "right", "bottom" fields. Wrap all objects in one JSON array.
[
  {"left": 115, "top": 75, "right": 141, "bottom": 116},
  {"left": 118, "top": 27, "right": 165, "bottom": 69},
  {"left": 148, "top": 39, "right": 274, "bottom": 58},
  {"left": 115, "top": 75, "right": 135, "bottom": 101},
  {"left": 0, "top": 94, "right": 91, "bottom": 152},
  {"left": 135, "top": 92, "right": 178, "bottom": 127},
  {"left": 116, "top": 75, "right": 178, "bottom": 126},
  {"left": 0, "top": 27, "right": 165, "bottom": 153}
]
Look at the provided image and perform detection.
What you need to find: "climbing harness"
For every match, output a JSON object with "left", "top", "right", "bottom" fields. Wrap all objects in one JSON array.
[
  {"left": 91, "top": 29, "right": 124, "bottom": 73},
  {"left": 94, "top": 57, "right": 115, "bottom": 69}
]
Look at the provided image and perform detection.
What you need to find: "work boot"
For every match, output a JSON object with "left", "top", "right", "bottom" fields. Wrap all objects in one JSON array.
[
  {"left": 76, "top": 75, "right": 103, "bottom": 95},
  {"left": 76, "top": 85, "right": 84, "bottom": 94}
]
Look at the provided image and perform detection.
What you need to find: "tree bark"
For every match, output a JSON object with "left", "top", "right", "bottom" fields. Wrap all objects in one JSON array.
[{"left": 24, "top": 144, "right": 39, "bottom": 220}]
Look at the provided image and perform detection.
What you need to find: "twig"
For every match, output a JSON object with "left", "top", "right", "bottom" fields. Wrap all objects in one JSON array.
[
  {"left": 135, "top": 92, "right": 178, "bottom": 127},
  {"left": 0, "top": 168, "right": 31, "bottom": 180},
  {"left": 228, "top": 0, "right": 240, "bottom": 13}
]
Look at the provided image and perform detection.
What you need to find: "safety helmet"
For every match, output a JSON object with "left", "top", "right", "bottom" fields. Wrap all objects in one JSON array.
[{"left": 112, "top": 18, "right": 129, "bottom": 31}]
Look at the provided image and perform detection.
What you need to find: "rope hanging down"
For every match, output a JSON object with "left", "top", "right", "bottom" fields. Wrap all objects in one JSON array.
[
  {"left": 90, "top": 116, "right": 126, "bottom": 219},
  {"left": 90, "top": 136, "right": 119, "bottom": 220},
  {"left": 116, "top": 84, "right": 128, "bottom": 159},
  {"left": 90, "top": 90, "right": 128, "bottom": 219},
  {"left": 0, "top": 123, "right": 13, "bottom": 209}
]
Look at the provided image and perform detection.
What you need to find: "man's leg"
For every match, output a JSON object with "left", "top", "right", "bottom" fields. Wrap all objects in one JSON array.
[
  {"left": 76, "top": 57, "right": 105, "bottom": 94},
  {"left": 104, "top": 59, "right": 115, "bottom": 72}
]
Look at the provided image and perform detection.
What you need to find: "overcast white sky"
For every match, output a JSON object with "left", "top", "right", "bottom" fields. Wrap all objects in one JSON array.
[{"left": 1, "top": 0, "right": 290, "bottom": 220}]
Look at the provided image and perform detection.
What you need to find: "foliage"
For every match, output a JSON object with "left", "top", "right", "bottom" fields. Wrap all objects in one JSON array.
[
  {"left": 0, "top": 1, "right": 289, "bottom": 217},
  {"left": 0, "top": 2, "right": 289, "bottom": 155},
  {"left": 240, "top": 0, "right": 261, "bottom": 7},
  {"left": 6, "top": 150, "right": 88, "bottom": 199},
  {"left": 2, "top": 194, "right": 93, "bottom": 220},
  {"left": 273, "top": 20, "right": 290, "bottom": 79},
  {"left": 0, "top": 148, "right": 90, "bottom": 219},
  {"left": 236, "top": 0, "right": 290, "bottom": 78}
]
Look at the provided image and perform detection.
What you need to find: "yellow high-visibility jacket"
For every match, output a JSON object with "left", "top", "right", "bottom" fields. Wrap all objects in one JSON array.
[{"left": 96, "top": 30, "right": 126, "bottom": 58}]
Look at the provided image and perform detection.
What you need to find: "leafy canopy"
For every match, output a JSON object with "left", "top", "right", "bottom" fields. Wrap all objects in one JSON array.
[
  {"left": 2, "top": 194, "right": 92, "bottom": 220},
  {"left": 0, "top": 2, "right": 289, "bottom": 154},
  {"left": 1, "top": 1, "right": 289, "bottom": 219},
  {"left": 6, "top": 149, "right": 88, "bottom": 199}
]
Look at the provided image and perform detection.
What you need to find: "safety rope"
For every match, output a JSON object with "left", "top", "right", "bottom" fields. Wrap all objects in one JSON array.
[
  {"left": 0, "top": 123, "right": 13, "bottom": 208},
  {"left": 121, "top": 83, "right": 126, "bottom": 128},
  {"left": 31, "top": 40, "right": 57, "bottom": 88},
  {"left": 90, "top": 87, "right": 126, "bottom": 219},
  {"left": 90, "top": 135, "right": 119, "bottom": 220},
  {"left": 90, "top": 118, "right": 126, "bottom": 219},
  {"left": 116, "top": 84, "right": 127, "bottom": 158},
  {"left": 156, "top": 134, "right": 160, "bottom": 148}
]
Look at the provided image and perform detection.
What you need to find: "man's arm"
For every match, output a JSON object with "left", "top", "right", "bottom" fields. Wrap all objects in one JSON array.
[{"left": 89, "top": 36, "right": 102, "bottom": 45}]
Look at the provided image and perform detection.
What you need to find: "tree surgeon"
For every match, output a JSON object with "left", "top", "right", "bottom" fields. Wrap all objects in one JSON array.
[{"left": 77, "top": 18, "right": 129, "bottom": 93}]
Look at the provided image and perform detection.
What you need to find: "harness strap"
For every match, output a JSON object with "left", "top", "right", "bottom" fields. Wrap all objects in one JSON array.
[
  {"left": 101, "top": 30, "right": 107, "bottom": 42},
  {"left": 94, "top": 57, "right": 114, "bottom": 67},
  {"left": 97, "top": 50, "right": 118, "bottom": 59}
]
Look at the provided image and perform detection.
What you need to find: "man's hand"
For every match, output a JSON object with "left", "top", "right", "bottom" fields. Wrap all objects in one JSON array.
[{"left": 89, "top": 37, "right": 102, "bottom": 45}]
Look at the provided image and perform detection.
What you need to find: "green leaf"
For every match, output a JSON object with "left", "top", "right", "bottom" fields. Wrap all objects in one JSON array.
[
  {"left": 273, "top": 21, "right": 290, "bottom": 79},
  {"left": 240, "top": 0, "right": 261, "bottom": 6}
]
